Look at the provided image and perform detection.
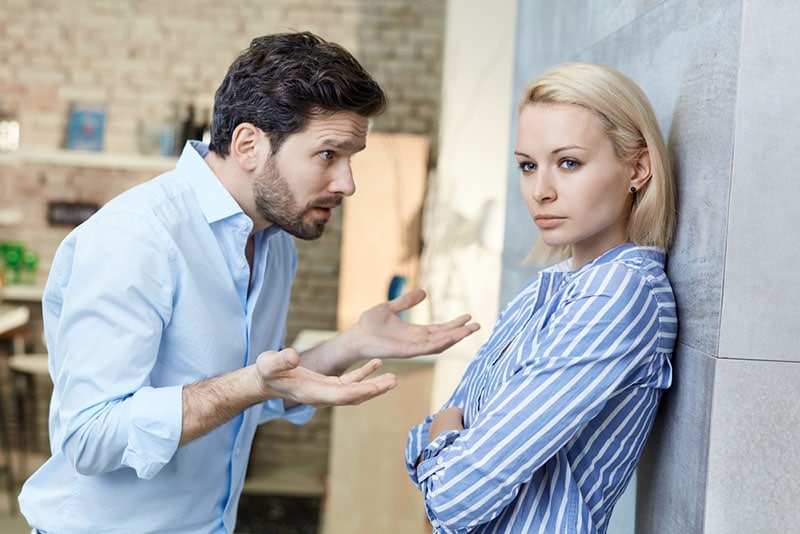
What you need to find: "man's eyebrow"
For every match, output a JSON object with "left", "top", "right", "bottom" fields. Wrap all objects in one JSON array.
[{"left": 319, "top": 138, "right": 366, "bottom": 152}]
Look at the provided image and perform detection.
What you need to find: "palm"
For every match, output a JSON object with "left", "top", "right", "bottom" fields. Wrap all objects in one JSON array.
[
  {"left": 256, "top": 350, "right": 396, "bottom": 407},
  {"left": 351, "top": 288, "right": 480, "bottom": 359}
]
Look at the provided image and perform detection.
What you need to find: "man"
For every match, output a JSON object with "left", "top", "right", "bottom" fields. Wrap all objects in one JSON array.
[{"left": 19, "top": 32, "right": 478, "bottom": 532}]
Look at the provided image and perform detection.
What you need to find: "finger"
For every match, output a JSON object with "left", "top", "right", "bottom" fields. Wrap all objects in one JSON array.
[
  {"left": 339, "top": 358, "right": 383, "bottom": 385},
  {"left": 336, "top": 373, "right": 397, "bottom": 405},
  {"left": 420, "top": 314, "right": 475, "bottom": 334},
  {"left": 403, "top": 321, "right": 480, "bottom": 347},
  {"left": 256, "top": 348, "right": 299, "bottom": 377},
  {"left": 404, "top": 323, "right": 482, "bottom": 355},
  {"left": 304, "top": 372, "right": 397, "bottom": 407},
  {"left": 386, "top": 287, "right": 426, "bottom": 314}
]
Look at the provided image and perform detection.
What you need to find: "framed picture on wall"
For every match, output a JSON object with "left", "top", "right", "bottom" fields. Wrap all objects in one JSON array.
[{"left": 66, "top": 103, "right": 106, "bottom": 151}]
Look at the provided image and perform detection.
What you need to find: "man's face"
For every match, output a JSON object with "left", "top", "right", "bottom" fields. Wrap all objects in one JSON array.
[{"left": 253, "top": 111, "right": 369, "bottom": 240}]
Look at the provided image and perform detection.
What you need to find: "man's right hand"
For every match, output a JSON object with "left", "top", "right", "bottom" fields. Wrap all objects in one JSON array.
[
  {"left": 255, "top": 348, "right": 397, "bottom": 408},
  {"left": 181, "top": 348, "right": 396, "bottom": 446}
]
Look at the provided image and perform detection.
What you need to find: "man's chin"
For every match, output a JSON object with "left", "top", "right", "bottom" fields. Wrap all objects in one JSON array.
[{"left": 287, "top": 221, "right": 327, "bottom": 240}]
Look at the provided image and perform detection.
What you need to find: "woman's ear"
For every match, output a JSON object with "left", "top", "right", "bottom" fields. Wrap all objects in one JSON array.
[
  {"left": 630, "top": 148, "right": 652, "bottom": 190},
  {"left": 230, "top": 123, "right": 269, "bottom": 172}
]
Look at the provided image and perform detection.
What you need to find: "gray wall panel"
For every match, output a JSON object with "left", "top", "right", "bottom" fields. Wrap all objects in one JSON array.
[
  {"left": 504, "top": 1, "right": 744, "bottom": 532},
  {"left": 636, "top": 343, "right": 716, "bottom": 532},
  {"left": 503, "top": 0, "right": 742, "bottom": 355},
  {"left": 719, "top": 0, "right": 800, "bottom": 362},
  {"left": 704, "top": 357, "right": 800, "bottom": 532}
]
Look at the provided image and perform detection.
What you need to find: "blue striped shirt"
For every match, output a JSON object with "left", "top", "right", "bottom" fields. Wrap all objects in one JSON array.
[{"left": 406, "top": 244, "right": 677, "bottom": 533}]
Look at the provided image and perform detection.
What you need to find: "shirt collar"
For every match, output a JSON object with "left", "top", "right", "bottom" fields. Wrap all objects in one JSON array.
[
  {"left": 546, "top": 243, "right": 666, "bottom": 277},
  {"left": 175, "top": 141, "right": 246, "bottom": 224}
]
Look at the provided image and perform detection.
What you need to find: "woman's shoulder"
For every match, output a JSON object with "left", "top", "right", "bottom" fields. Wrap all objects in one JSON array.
[{"left": 566, "top": 246, "right": 673, "bottom": 301}]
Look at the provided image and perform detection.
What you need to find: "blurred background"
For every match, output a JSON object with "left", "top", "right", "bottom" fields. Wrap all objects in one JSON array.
[
  {"left": 0, "top": 1, "right": 505, "bottom": 532},
  {"left": 1, "top": 1, "right": 799, "bottom": 533}
]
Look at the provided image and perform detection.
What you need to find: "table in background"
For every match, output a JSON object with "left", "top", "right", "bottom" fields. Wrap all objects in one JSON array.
[{"left": 0, "top": 303, "right": 31, "bottom": 513}]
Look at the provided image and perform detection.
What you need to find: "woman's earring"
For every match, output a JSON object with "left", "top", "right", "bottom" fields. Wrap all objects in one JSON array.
[{"left": 630, "top": 186, "right": 637, "bottom": 193}]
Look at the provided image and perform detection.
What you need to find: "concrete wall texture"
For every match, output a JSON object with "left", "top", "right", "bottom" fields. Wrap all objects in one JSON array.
[{"left": 501, "top": 1, "right": 800, "bottom": 532}]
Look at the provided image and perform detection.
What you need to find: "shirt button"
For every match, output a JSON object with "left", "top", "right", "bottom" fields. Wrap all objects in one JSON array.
[
  {"left": 239, "top": 222, "right": 248, "bottom": 230},
  {"left": 236, "top": 259, "right": 246, "bottom": 268}
]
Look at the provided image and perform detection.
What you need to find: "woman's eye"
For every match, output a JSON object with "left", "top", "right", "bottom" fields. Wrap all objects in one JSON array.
[
  {"left": 559, "top": 158, "right": 580, "bottom": 170},
  {"left": 319, "top": 150, "right": 334, "bottom": 161},
  {"left": 518, "top": 161, "right": 536, "bottom": 173}
]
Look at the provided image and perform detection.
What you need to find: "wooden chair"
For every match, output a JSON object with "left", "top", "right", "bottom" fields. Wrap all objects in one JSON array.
[
  {"left": 7, "top": 352, "right": 50, "bottom": 481},
  {"left": 0, "top": 373, "right": 17, "bottom": 513}
]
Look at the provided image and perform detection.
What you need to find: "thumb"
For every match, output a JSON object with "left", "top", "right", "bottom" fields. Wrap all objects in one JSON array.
[
  {"left": 388, "top": 287, "right": 426, "bottom": 314},
  {"left": 278, "top": 348, "right": 300, "bottom": 370},
  {"left": 257, "top": 348, "right": 300, "bottom": 375}
]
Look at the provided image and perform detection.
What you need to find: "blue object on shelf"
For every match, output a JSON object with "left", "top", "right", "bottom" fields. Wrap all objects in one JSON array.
[
  {"left": 388, "top": 275, "right": 407, "bottom": 319},
  {"left": 66, "top": 103, "right": 106, "bottom": 152}
]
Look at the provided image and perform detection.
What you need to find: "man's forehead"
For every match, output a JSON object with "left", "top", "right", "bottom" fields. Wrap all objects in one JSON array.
[{"left": 303, "top": 112, "right": 369, "bottom": 148}]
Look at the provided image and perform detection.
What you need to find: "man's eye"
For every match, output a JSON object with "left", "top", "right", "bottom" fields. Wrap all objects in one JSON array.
[
  {"left": 319, "top": 150, "right": 334, "bottom": 161},
  {"left": 518, "top": 161, "right": 536, "bottom": 173},
  {"left": 560, "top": 158, "right": 580, "bottom": 170}
]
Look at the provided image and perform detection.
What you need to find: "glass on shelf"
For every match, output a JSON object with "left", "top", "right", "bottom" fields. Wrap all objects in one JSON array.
[
  {"left": 22, "top": 250, "right": 38, "bottom": 284},
  {"left": 0, "top": 241, "right": 38, "bottom": 285}
]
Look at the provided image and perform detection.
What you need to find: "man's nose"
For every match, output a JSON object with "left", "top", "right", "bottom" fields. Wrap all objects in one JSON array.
[{"left": 330, "top": 164, "right": 356, "bottom": 197}]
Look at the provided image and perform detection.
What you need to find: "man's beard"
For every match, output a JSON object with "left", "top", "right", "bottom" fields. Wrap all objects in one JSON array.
[{"left": 252, "top": 161, "right": 341, "bottom": 240}]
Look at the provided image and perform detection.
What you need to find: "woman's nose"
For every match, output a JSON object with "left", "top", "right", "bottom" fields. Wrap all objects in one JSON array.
[{"left": 532, "top": 172, "right": 556, "bottom": 203}]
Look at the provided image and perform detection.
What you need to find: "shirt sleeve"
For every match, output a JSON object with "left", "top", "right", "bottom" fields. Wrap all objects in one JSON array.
[
  {"left": 48, "top": 211, "right": 181, "bottom": 479},
  {"left": 404, "top": 416, "right": 432, "bottom": 483},
  {"left": 411, "top": 264, "right": 665, "bottom": 531},
  {"left": 258, "top": 398, "right": 316, "bottom": 425}
]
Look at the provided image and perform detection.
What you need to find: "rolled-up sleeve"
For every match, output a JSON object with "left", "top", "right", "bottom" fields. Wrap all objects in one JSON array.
[
  {"left": 121, "top": 385, "right": 183, "bottom": 479},
  {"left": 404, "top": 416, "right": 433, "bottom": 484},
  {"left": 50, "top": 212, "right": 181, "bottom": 479}
]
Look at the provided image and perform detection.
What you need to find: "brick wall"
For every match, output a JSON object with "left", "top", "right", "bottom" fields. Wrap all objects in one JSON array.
[
  {"left": 0, "top": 0, "right": 444, "bottom": 155},
  {"left": 0, "top": 0, "right": 445, "bottom": 491}
]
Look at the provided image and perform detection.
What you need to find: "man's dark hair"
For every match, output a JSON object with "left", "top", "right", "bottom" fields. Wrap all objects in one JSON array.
[{"left": 208, "top": 31, "right": 386, "bottom": 156}]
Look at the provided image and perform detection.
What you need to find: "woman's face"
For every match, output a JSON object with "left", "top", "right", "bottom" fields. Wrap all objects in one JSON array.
[{"left": 515, "top": 103, "right": 637, "bottom": 269}]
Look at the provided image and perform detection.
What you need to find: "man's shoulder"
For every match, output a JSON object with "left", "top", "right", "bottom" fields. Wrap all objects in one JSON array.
[{"left": 101, "top": 172, "right": 190, "bottom": 216}]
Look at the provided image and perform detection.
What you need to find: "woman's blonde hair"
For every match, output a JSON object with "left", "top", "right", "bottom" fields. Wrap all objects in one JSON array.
[{"left": 520, "top": 62, "right": 676, "bottom": 262}]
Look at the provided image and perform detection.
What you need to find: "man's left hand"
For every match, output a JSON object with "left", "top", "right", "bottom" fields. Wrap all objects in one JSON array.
[{"left": 343, "top": 288, "right": 480, "bottom": 360}]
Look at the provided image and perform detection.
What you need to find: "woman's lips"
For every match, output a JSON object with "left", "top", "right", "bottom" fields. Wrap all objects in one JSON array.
[{"left": 533, "top": 215, "right": 566, "bottom": 229}]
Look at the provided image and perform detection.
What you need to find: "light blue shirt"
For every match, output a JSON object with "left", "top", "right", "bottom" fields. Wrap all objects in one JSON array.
[
  {"left": 19, "top": 142, "right": 313, "bottom": 533},
  {"left": 406, "top": 245, "right": 677, "bottom": 533}
]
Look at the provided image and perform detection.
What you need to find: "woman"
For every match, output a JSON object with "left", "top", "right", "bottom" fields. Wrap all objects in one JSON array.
[{"left": 405, "top": 63, "right": 677, "bottom": 534}]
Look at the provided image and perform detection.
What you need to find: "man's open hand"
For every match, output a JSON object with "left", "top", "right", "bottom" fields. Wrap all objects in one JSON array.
[
  {"left": 255, "top": 349, "right": 397, "bottom": 407},
  {"left": 344, "top": 288, "right": 481, "bottom": 360}
]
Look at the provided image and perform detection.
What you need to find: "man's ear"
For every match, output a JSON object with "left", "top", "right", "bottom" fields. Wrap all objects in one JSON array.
[
  {"left": 230, "top": 123, "right": 269, "bottom": 172},
  {"left": 630, "top": 148, "right": 652, "bottom": 190}
]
